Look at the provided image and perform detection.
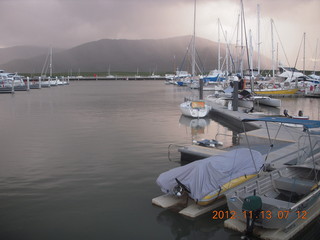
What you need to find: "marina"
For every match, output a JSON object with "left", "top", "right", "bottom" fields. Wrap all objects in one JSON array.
[
  {"left": 0, "top": 80, "right": 320, "bottom": 239},
  {"left": 154, "top": 81, "right": 320, "bottom": 239},
  {"left": 1, "top": 0, "right": 320, "bottom": 239}
]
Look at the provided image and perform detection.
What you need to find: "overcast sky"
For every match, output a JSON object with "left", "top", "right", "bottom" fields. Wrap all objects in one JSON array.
[{"left": 1, "top": 0, "right": 320, "bottom": 70}]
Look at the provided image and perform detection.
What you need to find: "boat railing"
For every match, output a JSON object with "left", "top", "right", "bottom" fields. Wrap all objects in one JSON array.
[
  {"left": 297, "top": 135, "right": 320, "bottom": 164},
  {"left": 289, "top": 183, "right": 320, "bottom": 211}
]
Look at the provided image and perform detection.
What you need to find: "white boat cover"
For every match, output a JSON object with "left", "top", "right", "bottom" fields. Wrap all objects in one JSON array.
[{"left": 156, "top": 148, "right": 263, "bottom": 202}]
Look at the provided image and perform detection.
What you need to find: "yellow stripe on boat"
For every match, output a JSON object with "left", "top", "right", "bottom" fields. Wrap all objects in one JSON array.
[
  {"left": 253, "top": 88, "right": 298, "bottom": 95},
  {"left": 197, "top": 174, "right": 257, "bottom": 206}
]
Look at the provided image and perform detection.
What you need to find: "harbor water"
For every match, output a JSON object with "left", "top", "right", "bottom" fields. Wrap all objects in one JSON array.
[{"left": 0, "top": 80, "right": 319, "bottom": 240}]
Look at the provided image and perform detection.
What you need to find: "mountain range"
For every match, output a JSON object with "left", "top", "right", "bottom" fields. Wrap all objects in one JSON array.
[{"left": 0, "top": 36, "right": 271, "bottom": 75}]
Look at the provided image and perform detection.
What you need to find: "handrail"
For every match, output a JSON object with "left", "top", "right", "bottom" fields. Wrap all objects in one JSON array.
[{"left": 289, "top": 183, "right": 320, "bottom": 211}]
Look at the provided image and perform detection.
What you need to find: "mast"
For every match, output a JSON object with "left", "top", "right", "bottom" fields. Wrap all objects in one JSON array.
[
  {"left": 49, "top": 47, "right": 53, "bottom": 77},
  {"left": 191, "top": 0, "right": 196, "bottom": 77},
  {"left": 240, "top": 0, "right": 244, "bottom": 77},
  {"left": 303, "top": 32, "right": 306, "bottom": 74},
  {"left": 257, "top": 4, "right": 261, "bottom": 75},
  {"left": 271, "top": 19, "right": 275, "bottom": 77},
  {"left": 218, "top": 18, "right": 221, "bottom": 72},
  {"left": 249, "top": 29, "right": 254, "bottom": 92},
  {"left": 276, "top": 42, "right": 279, "bottom": 70},
  {"left": 249, "top": 30, "right": 254, "bottom": 78},
  {"left": 236, "top": 14, "right": 240, "bottom": 73},
  {"left": 313, "top": 39, "right": 319, "bottom": 74},
  {"left": 226, "top": 31, "right": 229, "bottom": 75}
]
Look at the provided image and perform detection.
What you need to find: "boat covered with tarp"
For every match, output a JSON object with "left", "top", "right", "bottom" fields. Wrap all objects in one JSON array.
[{"left": 156, "top": 148, "right": 264, "bottom": 206}]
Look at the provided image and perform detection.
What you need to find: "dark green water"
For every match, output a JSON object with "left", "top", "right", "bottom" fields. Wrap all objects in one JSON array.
[{"left": 0, "top": 81, "right": 319, "bottom": 240}]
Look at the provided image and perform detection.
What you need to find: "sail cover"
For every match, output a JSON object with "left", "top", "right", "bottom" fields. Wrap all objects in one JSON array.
[{"left": 156, "top": 148, "right": 263, "bottom": 202}]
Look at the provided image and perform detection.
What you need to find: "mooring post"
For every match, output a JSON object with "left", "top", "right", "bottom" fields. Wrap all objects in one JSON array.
[
  {"left": 27, "top": 77, "right": 30, "bottom": 91},
  {"left": 199, "top": 78, "right": 204, "bottom": 100},
  {"left": 39, "top": 76, "right": 42, "bottom": 89},
  {"left": 232, "top": 76, "right": 239, "bottom": 111}
]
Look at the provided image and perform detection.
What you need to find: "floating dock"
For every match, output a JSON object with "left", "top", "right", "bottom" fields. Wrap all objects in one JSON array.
[
  {"left": 152, "top": 194, "right": 226, "bottom": 218},
  {"left": 178, "top": 145, "right": 226, "bottom": 161}
]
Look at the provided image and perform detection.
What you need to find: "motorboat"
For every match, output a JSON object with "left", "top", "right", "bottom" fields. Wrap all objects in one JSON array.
[
  {"left": 0, "top": 76, "right": 14, "bottom": 93},
  {"left": 282, "top": 110, "right": 310, "bottom": 127},
  {"left": 202, "top": 69, "right": 226, "bottom": 83},
  {"left": 0, "top": 72, "right": 27, "bottom": 91},
  {"left": 156, "top": 148, "right": 264, "bottom": 206},
  {"left": 226, "top": 117, "right": 320, "bottom": 234}
]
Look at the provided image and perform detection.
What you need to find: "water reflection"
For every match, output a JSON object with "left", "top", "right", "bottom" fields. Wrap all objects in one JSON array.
[
  {"left": 179, "top": 115, "right": 210, "bottom": 140},
  {"left": 253, "top": 103, "right": 281, "bottom": 116},
  {"left": 156, "top": 209, "right": 228, "bottom": 240}
]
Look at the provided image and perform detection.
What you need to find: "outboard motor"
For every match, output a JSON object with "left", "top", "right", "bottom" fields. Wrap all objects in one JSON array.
[
  {"left": 173, "top": 178, "right": 191, "bottom": 207},
  {"left": 173, "top": 178, "right": 190, "bottom": 197},
  {"left": 242, "top": 195, "right": 262, "bottom": 238}
]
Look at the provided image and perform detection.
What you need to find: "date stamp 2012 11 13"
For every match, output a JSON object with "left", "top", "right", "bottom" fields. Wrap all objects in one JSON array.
[{"left": 212, "top": 210, "right": 308, "bottom": 220}]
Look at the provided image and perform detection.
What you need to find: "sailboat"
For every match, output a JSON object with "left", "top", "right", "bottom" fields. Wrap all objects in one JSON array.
[
  {"left": 253, "top": 20, "right": 298, "bottom": 97},
  {"left": 180, "top": 99, "right": 210, "bottom": 118},
  {"left": 179, "top": 0, "right": 210, "bottom": 118},
  {"left": 40, "top": 47, "right": 53, "bottom": 88},
  {"left": 248, "top": 10, "right": 281, "bottom": 107}
]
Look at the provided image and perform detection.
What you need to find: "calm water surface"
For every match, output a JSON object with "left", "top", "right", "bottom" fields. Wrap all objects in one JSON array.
[{"left": 0, "top": 81, "right": 319, "bottom": 240}]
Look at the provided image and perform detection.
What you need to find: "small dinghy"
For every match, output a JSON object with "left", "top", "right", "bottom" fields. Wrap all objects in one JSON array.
[
  {"left": 156, "top": 148, "right": 264, "bottom": 206},
  {"left": 192, "top": 139, "right": 223, "bottom": 148}
]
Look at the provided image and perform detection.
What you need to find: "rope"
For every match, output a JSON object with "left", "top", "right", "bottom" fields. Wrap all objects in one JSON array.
[{"left": 273, "top": 22, "right": 291, "bottom": 67}]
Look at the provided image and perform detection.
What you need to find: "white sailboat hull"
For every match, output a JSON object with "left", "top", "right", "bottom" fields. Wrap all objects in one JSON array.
[
  {"left": 180, "top": 101, "right": 210, "bottom": 118},
  {"left": 254, "top": 96, "right": 281, "bottom": 108}
]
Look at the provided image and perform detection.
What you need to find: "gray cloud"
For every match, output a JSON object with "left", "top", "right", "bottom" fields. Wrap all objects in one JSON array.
[{"left": 0, "top": 0, "right": 319, "bottom": 69}]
